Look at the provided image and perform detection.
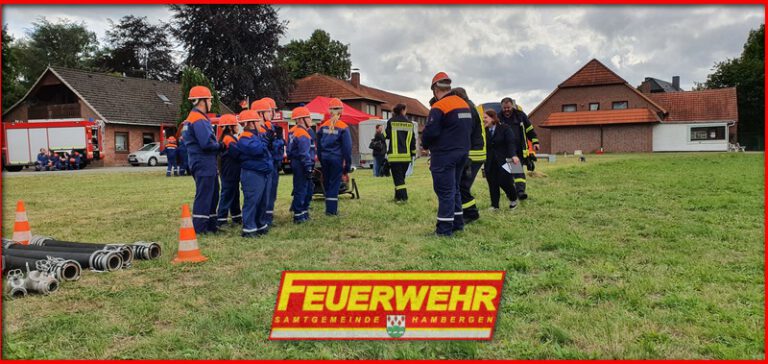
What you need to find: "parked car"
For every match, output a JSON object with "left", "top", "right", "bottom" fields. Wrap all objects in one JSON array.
[{"left": 128, "top": 142, "right": 167, "bottom": 166}]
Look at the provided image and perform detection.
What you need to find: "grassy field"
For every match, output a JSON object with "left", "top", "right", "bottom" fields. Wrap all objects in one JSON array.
[{"left": 1, "top": 152, "right": 764, "bottom": 359}]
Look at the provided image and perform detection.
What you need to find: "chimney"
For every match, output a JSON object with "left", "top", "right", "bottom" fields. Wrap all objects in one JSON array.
[
  {"left": 351, "top": 70, "right": 360, "bottom": 88},
  {"left": 672, "top": 76, "right": 680, "bottom": 90}
]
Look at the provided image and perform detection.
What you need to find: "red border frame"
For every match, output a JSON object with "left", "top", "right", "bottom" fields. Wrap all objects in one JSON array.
[{"left": 0, "top": 2, "right": 765, "bottom": 362}]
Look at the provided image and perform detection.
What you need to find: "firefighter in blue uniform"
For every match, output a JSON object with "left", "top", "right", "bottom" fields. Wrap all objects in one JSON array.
[
  {"left": 498, "top": 97, "right": 540, "bottom": 200},
  {"left": 453, "top": 87, "right": 485, "bottom": 223},
  {"left": 287, "top": 107, "right": 315, "bottom": 223},
  {"left": 181, "top": 85, "right": 221, "bottom": 234},
  {"left": 236, "top": 110, "right": 272, "bottom": 238},
  {"left": 422, "top": 72, "right": 473, "bottom": 237},
  {"left": 253, "top": 98, "right": 284, "bottom": 226},
  {"left": 216, "top": 114, "right": 242, "bottom": 227},
  {"left": 163, "top": 136, "right": 178, "bottom": 177},
  {"left": 317, "top": 98, "right": 352, "bottom": 216}
]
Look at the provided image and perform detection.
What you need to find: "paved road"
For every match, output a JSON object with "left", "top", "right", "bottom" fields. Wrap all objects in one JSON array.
[{"left": 3, "top": 166, "right": 168, "bottom": 177}]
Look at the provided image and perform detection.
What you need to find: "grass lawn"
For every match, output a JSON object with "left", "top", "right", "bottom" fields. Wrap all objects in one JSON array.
[{"left": 1, "top": 152, "right": 764, "bottom": 359}]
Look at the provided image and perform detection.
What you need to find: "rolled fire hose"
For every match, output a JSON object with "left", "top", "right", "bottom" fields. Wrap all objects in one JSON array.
[
  {"left": 4, "top": 246, "right": 123, "bottom": 272},
  {"left": 2, "top": 255, "right": 81, "bottom": 281},
  {"left": 28, "top": 236, "right": 134, "bottom": 268}
]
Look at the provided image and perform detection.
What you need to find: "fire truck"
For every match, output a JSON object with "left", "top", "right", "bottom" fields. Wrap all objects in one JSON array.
[{"left": 2, "top": 120, "right": 103, "bottom": 171}]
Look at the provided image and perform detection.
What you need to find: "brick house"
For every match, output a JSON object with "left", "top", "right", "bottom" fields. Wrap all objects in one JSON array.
[
  {"left": 3, "top": 67, "right": 233, "bottom": 166},
  {"left": 528, "top": 59, "right": 738, "bottom": 153},
  {"left": 286, "top": 71, "right": 430, "bottom": 126}
]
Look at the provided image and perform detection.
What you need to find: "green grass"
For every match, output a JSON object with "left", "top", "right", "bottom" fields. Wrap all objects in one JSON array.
[{"left": 1, "top": 152, "right": 764, "bottom": 359}]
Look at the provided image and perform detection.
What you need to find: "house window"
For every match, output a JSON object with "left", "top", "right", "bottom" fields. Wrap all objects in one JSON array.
[
  {"left": 612, "top": 101, "right": 628, "bottom": 110},
  {"left": 589, "top": 103, "right": 600, "bottom": 111},
  {"left": 115, "top": 132, "right": 129, "bottom": 153},
  {"left": 562, "top": 104, "right": 577, "bottom": 112},
  {"left": 364, "top": 104, "right": 377, "bottom": 116},
  {"left": 690, "top": 126, "right": 726, "bottom": 141},
  {"left": 142, "top": 132, "right": 155, "bottom": 145},
  {"left": 382, "top": 110, "right": 392, "bottom": 120}
]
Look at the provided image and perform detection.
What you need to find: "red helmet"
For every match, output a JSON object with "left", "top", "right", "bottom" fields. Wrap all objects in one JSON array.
[
  {"left": 239, "top": 110, "right": 262, "bottom": 123},
  {"left": 251, "top": 99, "right": 271, "bottom": 112},
  {"left": 218, "top": 114, "right": 239, "bottom": 126},
  {"left": 188, "top": 86, "right": 212, "bottom": 100},
  {"left": 328, "top": 98, "right": 344, "bottom": 109},
  {"left": 431, "top": 72, "right": 451, "bottom": 89},
  {"left": 291, "top": 107, "right": 311, "bottom": 120},
  {"left": 261, "top": 97, "right": 277, "bottom": 110}
]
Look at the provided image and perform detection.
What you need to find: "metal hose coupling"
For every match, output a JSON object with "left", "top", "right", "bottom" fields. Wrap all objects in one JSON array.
[
  {"left": 5, "top": 269, "right": 27, "bottom": 299},
  {"left": 89, "top": 249, "right": 123, "bottom": 272},
  {"left": 38, "top": 257, "right": 81, "bottom": 282},
  {"left": 28, "top": 235, "right": 53, "bottom": 246},
  {"left": 23, "top": 266, "right": 59, "bottom": 295},
  {"left": 105, "top": 244, "right": 133, "bottom": 268},
  {"left": 130, "top": 241, "right": 162, "bottom": 260}
]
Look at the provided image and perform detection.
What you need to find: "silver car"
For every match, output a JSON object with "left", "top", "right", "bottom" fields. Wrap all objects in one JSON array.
[{"left": 128, "top": 142, "right": 168, "bottom": 166}]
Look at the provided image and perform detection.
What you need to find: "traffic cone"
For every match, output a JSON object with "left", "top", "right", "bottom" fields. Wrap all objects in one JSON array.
[
  {"left": 12, "top": 200, "right": 31, "bottom": 245},
  {"left": 172, "top": 204, "right": 208, "bottom": 264}
]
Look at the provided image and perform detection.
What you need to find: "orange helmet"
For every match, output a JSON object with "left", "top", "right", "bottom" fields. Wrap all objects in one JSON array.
[
  {"left": 251, "top": 99, "right": 271, "bottom": 112},
  {"left": 328, "top": 98, "right": 343, "bottom": 109},
  {"left": 261, "top": 97, "right": 277, "bottom": 110},
  {"left": 188, "top": 85, "right": 212, "bottom": 100},
  {"left": 291, "top": 107, "right": 311, "bottom": 120},
  {"left": 239, "top": 110, "right": 262, "bottom": 123},
  {"left": 431, "top": 72, "right": 451, "bottom": 89},
  {"left": 167, "top": 136, "right": 177, "bottom": 143},
  {"left": 218, "top": 114, "right": 239, "bottom": 126}
]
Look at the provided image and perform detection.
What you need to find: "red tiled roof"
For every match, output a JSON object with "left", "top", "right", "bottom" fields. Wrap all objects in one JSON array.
[
  {"left": 648, "top": 88, "right": 738, "bottom": 123},
  {"left": 541, "top": 108, "right": 661, "bottom": 127},
  {"left": 287, "top": 73, "right": 429, "bottom": 117},
  {"left": 559, "top": 59, "right": 627, "bottom": 88}
]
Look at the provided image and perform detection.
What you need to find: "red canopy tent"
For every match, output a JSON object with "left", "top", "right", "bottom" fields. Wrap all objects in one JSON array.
[{"left": 303, "top": 96, "right": 374, "bottom": 125}]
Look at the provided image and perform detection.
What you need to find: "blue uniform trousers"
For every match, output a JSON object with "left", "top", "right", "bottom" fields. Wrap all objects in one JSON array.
[
  {"left": 265, "top": 163, "right": 280, "bottom": 225},
  {"left": 429, "top": 152, "right": 467, "bottom": 236},
  {"left": 241, "top": 169, "right": 269, "bottom": 235},
  {"left": 217, "top": 178, "right": 242, "bottom": 226},
  {"left": 192, "top": 173, "right": 220, "bottom": 234},
  {"left": 321, "top": 158, "right": 343, "bottom": 215},
  {"left": 290, "top": 160, "right": 312, "bottom": 222}
]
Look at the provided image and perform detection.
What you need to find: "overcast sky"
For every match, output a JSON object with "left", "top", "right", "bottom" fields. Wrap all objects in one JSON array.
[{"left": 3, "top": 5, "right": 764, "bottom": 109}]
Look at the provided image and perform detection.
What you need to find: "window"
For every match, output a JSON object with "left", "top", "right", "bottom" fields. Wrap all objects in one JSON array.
[
  {"left": 562, "top": 104, "right": 577, "bottom": 112},
  {"left": 365, "top": 103, "right": 377, "bottom": 116},
  {"left": 612, "top": 101, "right": 628, "bottom": 110},
  {"left": 115, "top": 132, "right": 129, "bottom": 153},
  {"left": 382, "top": 110, "right": 392, "bottom": 120},
  {"left": 589, "top": 103, "right": 600, "bottom": 111},
  {"left": 142, "top": 132, "right": 155, "bottom": 145},
  {"left": 690, "top": 126, "right": 726, "bottom": 141}
]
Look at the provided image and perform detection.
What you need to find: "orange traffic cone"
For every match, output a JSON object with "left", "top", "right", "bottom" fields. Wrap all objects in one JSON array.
[
  {"left": 172, "top": 204, "right": 208, "bottom": 264},
  {"left": 12, "top": 200, "right": 31, "bottom": 245}
]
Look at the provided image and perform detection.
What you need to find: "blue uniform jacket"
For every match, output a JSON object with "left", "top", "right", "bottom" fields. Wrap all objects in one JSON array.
[
  {"left": 288, "top": 126, "right": 315, "bottom": 172},
  {"left": 182, "top": 109, "right": 220, "bottom": 176},
  {"left": 36, "top": 153, "right": 49, "bottom": 165},
  {"left": 317, "top": 119, "right": 352, "bottom": 172},
  {"left": 219, "top": 133, "right": 241, "bottom": 181},
  {"left": 422, "top": 95, "right": 473, "bottom": 154},
  {"left": 237, "top": 127, "right": 272, "bottom": 174},
  {"left": 268, "top": 123, "right": 286, "bottom": 162}
]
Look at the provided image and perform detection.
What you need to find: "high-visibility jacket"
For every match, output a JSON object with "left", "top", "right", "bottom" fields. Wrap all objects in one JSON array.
[
  {"left": 466, "top": 99, "right": 486, "bottom": 163},
  {"left": 499, "top": 108, "right": 538, "bottom": 159},
  {"left": 384, "top": 115, "right": 416, "bottom": 162}
]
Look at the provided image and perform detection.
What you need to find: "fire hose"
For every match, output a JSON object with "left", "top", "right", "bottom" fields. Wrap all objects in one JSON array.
[
  {"left": 29, "top": 236, "right": 162, "bottom": 262},
  {"left": 2, "top": 254, "right": 81, "bottom": 281},
  {"left": 4, "top": 243, "right": 123, "bottom": 272},
  {"left": 29, "top": 236, "right": 134, "bottom": 268}
]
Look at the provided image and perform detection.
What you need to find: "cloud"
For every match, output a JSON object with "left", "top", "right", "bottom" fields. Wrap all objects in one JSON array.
[{"left": 3, "top": 5, "right": 764, "bottom": 110}]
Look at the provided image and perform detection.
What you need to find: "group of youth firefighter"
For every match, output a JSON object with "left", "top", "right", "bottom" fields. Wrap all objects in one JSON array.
[{"left": 178, "top": 70, "right": 538, "bottom": 238}]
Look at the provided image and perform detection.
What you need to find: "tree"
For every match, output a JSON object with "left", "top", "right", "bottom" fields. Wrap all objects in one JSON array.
[
  {"left": 279, "top": 29, "right": 352, "bottom": 80},
  {"left": 178, "top": 66, "right": 222, "bottom": 125},
  {"left": 95, "top": 15, "right": 177, "bottom": 81},
  {"left": 2, "top": 25, "right": 24, "bottom": 112},
  {"left": 14, "top": 18, "right": 99, "bottom": 88},
  {"left": 703, "top": 24, "right": 764, "bottom": 150},
  {"left": 170, "top": 5, "right": 293, "bottom": 110}
]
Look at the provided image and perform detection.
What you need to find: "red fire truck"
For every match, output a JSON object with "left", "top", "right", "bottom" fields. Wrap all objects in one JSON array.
[{"left": 2, "top": 120, "right": 103, "bottom": 171}]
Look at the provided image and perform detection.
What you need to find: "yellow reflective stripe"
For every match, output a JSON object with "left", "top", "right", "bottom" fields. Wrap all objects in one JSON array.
[
  {"left": 392, "top": 127, "right": 399, "bottom": 156},
  {"left": 514, "top": 178, "right": 526, "bottom": 183},
  {"left": 405, "top": 128, "right": 413, "bottom": 157},
  {"left": 523, "top": 150, "right": 529, "bottom": 158},
  {"left": 395, "top": 184, "right": 407, "bottom": 190},
  {"left": 462, "top": 199, "right": 476, "bottom": 209},
  {"left": 526, "top": 125, "right": 534, "bottom": 132},
  {"left": 531, "top": 138, "right": 539, "bottom": 143}
]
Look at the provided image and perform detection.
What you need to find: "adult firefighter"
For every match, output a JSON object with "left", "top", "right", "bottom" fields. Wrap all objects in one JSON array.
[
  {"left": 452, "top": 87, "right": 485, "bottom": 223},
  {"left": 385, "top": 103, "right": 416, "bottom": 202},
  {"left": 498, "top": 97, "right": 540, "bottom": 200}
]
